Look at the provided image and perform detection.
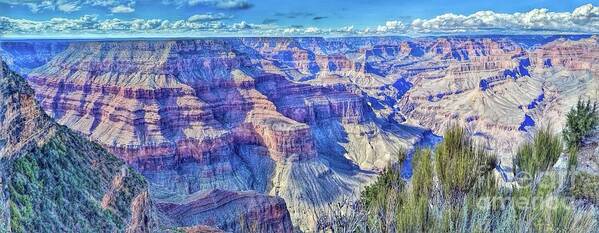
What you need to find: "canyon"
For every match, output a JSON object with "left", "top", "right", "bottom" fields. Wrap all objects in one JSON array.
[{"left": 1, "top": 35, "right": 597, "bottom": 232}]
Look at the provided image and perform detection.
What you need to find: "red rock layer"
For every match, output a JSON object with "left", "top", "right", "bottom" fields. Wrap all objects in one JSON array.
[
  {"left": 156, "top": 189, "right": 292, "bottom": 233},
  {"left": 26, "top": 40, "right": 327, "bottom": 166},
  {"left": 530, "top": 37, "right": 599, "bottom": 71}
]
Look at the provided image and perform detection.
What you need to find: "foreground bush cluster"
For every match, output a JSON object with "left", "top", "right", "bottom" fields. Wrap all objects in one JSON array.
[{"left": 317, "top": 123, "right": 598, "bottom": 233}]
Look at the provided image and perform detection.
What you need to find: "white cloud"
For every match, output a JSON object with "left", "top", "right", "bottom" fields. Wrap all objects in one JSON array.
[
  {"left": 58, "top": 2, "right": 80, "bottom": 12},
  {"left": 410, "top": 4, "right": 599, "bottom": 33},
  {"left": 374, "top": 20, "right": 406, "bottom": 33},
  {"left": 163, "top": 0, "right": 252, "bottom": 9},
  {"left": 0, "top": 0, "right": 136, "bottom": 13},
  {"left": 303, "top": 27, "right": 320, "bottom": 33},
  {"left": 0, "top": 15, "right": 253, "bottom": 36},
  {"left": 232, "top": 21, "right": 252, "bottom": 29},
  {"left": 111, "top": 5, "right": 135, "bottom": 13},
  {"left": 188, "top": 13, "right": 231, "bottom": 22},
  {"left": 212, "top": 0, "right": 252, "bottom": 9}
]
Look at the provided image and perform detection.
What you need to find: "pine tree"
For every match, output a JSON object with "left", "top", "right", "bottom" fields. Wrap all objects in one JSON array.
[{"left": 563, "top": 99, "right": 598, "bottom": 151}]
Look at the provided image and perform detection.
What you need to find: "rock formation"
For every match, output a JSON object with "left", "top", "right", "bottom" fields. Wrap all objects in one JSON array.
[
  {"left": 156, "top": 189, "right": 292, "bottom": 232},
  {"left": 0, "top": 59, "right": 152, "bottom": 232}
]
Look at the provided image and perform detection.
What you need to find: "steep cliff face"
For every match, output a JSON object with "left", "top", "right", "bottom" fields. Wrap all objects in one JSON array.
[
  {"left": 0, "top": 41, "right": 68, "bottom": 75},
  {"left": 156, "top": 189, "right": 292, "bottom": 232},
  {"left": 0, "top": 59, "right": 153, "bottom": 232}
]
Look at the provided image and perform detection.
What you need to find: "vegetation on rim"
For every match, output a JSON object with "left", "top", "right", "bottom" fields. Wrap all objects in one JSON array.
[
  {"left": 434, "top": 125, "right": 497, "bottom": 199},
  {"left": 563, "top": 99, "right": 598, "bottom": 152},
  {"left": 513, "top": 126, "right": 562, "bottom": 177},
  {"left": 562, "top": 99, "right": 598, "bottom": 168},
  {"left": 318, "top": 124, "right": 597, "bottom": 233},
  {"left": 7, "top": 128, "right": 147, "bottom": 233}
]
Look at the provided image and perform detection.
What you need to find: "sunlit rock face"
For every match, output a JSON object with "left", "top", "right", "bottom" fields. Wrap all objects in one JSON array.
[{"left": 1, "top": 35, "right": 597, "bottom": 231}]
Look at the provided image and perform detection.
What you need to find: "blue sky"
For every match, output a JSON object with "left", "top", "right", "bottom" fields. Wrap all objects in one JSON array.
[{"left": 0, "top": 0, "right": 597, "bottom": 37}]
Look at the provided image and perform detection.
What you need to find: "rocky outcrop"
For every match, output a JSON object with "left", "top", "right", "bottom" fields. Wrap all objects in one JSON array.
[
  {"left": 156, "top": 189, "right": 292, "bottom": 232},
  {"left": 0, "top": 59, "right": 153, "bottom": 232},
  {"left": 0, "top": 58, "right": 55, "bottom": 158},
  {"left": 576, "top": 127, "right": 599, "bottom": 175},
  {"left": 529, "top": 36, "right": 599, "bottom": 71},
  {"left": 126, "top": 191, "right": 155, "bottom": 233}
]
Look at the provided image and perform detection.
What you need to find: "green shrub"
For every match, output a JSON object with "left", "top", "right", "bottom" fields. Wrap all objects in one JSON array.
[
  {"left": 411, "top": 149, "right": 433, "bottom": 197},
  {"left": 514, "top": 126, "right": 562, "bottom": 177},
  {"left": 396, "top": 194, "right": 429, "bottom": 232},
  {"left": 360, "top": 167, "right": 402, "bottom": 208},
  {"left": 530, "top": 195, "right": 596, "bottom": 233},
  {"left": 536, "top": 172, "right": 559, "bottom": 198},
  {"left": 355, "top": 126, "right": 598, "bottom": 233},
  {"left": 563, "top": 99, "right": 598, "bottom": 151},
  {"left": 9, "top": 201, "right": 23, "bottom": 233},
  {"left": 435, "top": 125, "right": 496, "bottom": 198},
  {"left": 394, "top": 149, "right": 435, "bottom": 233},
  {"left": 359, "top": 154, "right": 405, "bottom": 232},
  {"left": 572, "top": 172, "right": 599, "bottom": 204},
  {"left": 360, "top": 149, "right": 406, "bottom": 208}
]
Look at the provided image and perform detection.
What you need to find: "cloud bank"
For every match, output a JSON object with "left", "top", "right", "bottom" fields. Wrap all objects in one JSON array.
[
  {"left": 0, "top": 0, "right": 136, "bottom": 13},
  {"left": 162, "top": 0, "right": 253, "bottom": 10},
  {"left": 0, "top": 3, "right": 597, "bottom": 37},
  {"left": 410, "top": 4, "right": 599, "bottom": 33}
]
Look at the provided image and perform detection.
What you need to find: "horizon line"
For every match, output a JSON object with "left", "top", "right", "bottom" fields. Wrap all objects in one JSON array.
[{"left": 0, "top": 33, "right": 596, "bottom": 41}]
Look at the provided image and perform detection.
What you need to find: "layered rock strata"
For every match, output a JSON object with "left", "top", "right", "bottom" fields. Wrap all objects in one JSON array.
[{"left": 156, "top": 189, "right": 292, "bottom": 232}]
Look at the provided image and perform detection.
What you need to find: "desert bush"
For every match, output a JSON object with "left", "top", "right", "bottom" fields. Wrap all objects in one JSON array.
[
  {"left": 360, "top": 167, "right": 403, "bottom": 208},
  {"left": 514, "top": 126, "right": 562, "bottom": 177},
  {"left": 354, "top": 125, "right": 598, "bottom": 233},
  {"left": 395, "top": 194, "right": 429, "bottom": 232},
  {"left": 411, "top": 149, "right": 433, "bottom": 197},
  {"left": 563, "top": 99, "right": 598, "bottom": 151},
  {"left": 359, "top": 151, "right": 405, "bottom": 232},
  {"left": 395, "top": 149, "right": 433, "bottom": 232},
  {"left": 572, "top": 172, "right": 599, "bottom": 204},
  {"left": 529, "top": 195, "right": 597, "bottom": 233},
  {"left": 434, "top": 125, "right": 496, "bottom": 199}
]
